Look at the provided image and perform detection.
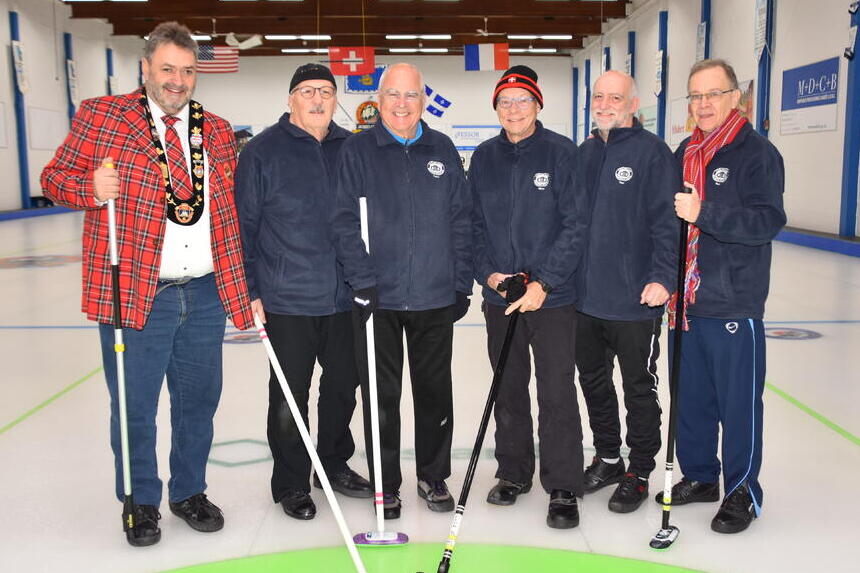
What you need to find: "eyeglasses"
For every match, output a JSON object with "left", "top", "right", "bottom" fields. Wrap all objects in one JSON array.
[
  {"left": 592, "top": 93, "right": 626, "bottom": 104},
  {"left": 292, "top": 85, "right": 336, "bottom": 100},
  {"left": 382, "top": 89, "right": 422, "bottom": 102},
  {"left": 686, "top": 88, "right": 736, "bottom": 104},
  {"left": 496, "top": 96, "right": 536, "bottom": 110}
]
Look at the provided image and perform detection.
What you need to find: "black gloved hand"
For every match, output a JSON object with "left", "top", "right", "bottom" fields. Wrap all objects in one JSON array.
[
  {"left": 499, "top": 274, "right": 528, "bottom": 303},
  {"left": 453, "top": 291, "right": 470, "bottom": 322},
  {"left": 352, "top": 286, "right": 379, "bottom": 323}
]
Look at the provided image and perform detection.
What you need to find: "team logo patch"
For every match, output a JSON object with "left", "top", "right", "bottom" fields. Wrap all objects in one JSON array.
[
  {"left": 533, "top": 173, "right": 550, "bottom": 189},
  {"left": 725, "top": 321, "right": 739, "bottom": 334},
  {"left": 427, "top": 161, "right": 445, "bottom": 178},
  {"left": 615, "top": 166, "right": 633, "bottom": 183},
  {"left": 712, "top": 167, "right": 730, "bottom": 185}
]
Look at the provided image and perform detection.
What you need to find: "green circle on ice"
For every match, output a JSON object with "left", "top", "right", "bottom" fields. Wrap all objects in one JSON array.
[{"left": 163, "top": 543, "right": 706, "bottom": 573}]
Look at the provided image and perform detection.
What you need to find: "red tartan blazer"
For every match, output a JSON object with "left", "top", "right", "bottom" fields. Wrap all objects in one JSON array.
[{"left": 41, "top": 90, "right": 253, "bottom": 330}]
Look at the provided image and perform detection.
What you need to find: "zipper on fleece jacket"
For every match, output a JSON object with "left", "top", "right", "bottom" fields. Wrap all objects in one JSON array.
[{"left": 404, "top": 145, "right": 413, "bottom": 310}]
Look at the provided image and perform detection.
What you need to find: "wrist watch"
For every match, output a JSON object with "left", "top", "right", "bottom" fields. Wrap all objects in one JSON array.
[{"left": 534, "top": 278, "right": 553, "bottom": 294}]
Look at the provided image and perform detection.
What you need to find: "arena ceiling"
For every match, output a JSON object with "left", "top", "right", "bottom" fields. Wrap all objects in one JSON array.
[{"left": 66, "top": 0, "right": 630, "bottom": 56}]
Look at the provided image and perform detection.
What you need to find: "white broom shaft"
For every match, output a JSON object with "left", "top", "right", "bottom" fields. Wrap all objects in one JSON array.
[
  {"left": 107, "top": 198, "right": 132, "bottom": 497},
  {"left": 255, "top": 315, "right": 367, "bottom": 573},
  {"left": 360, "top": 197, "right": 386, "bottom": 533}
]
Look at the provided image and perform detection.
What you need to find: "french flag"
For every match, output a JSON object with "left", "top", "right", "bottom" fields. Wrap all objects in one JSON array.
[{"left": 464, "top": 43, "right": 509, "bottom": 71}]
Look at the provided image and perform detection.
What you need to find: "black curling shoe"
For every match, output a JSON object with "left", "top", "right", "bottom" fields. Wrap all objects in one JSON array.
[
  {"left": 487, "top": 479, "right": 532, "bottom": 506},
  {"left": 546, "top": 489, "right": 580, "bottom": 529},
  {"left": 125, "top": 504, "right": 161, "bottom": 547},
  {"left": 313, "top": 467, "right": 373, "bottom": 498},
  {"left": 711, "top": 485, "right": 757, "bottom": 534},
  {"left": 654, "top": 477, "right": 720, "bottom": 506},
  {"left": 278, "top": 490, "right": 317, "bottom": 520},
  {"left": 382, "top": 491, "right": 402, "bottom": 520},
  {"left": 609, "top": 472, "right": 649, "bottom": 513},
  {"left": 169, "top": 493, "right": 224, "bottom": 532},
  {"left": 583, "top": 456, "right": 625, "bottom": 493}
]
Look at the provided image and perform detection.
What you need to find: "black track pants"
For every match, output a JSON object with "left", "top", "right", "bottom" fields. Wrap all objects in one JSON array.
[
  {"left": 484, "top": 302, "right": 584, "bottom": 495},
  {"left": 264, "top": 311, "right": 361, "bottom": 501},
  {"left": 354, "top": 306, "right": 455, "bottom": 492},
  {"left": 575, "top": 311, "right": 662, "bottom": 476}
]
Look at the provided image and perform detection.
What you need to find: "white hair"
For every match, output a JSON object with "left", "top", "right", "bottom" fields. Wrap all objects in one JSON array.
[{"left": 379, "top": 62, "right": 426, "bottom": 100}]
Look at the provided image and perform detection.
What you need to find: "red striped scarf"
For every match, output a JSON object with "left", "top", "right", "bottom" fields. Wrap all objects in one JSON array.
[{"left": 668, "top": 108, "right": 747, "bottom": 330}]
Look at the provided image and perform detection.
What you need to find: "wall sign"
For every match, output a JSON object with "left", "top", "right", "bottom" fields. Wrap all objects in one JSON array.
[{"left": 780, "top": 57, "right": 839, "bottom": 135}]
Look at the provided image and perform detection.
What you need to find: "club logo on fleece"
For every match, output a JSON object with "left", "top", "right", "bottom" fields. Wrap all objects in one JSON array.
[
  {"left": 615, "top": 166, "right": 633, "bottom": 183},
  {"left": 426, "top": 160, "right": 446, "bottom": 178},
  {"left": 712, "top": 167, "right": 730, "bottom": 185},
  {"left": 725, "top": 321, "right": 739, "bottom": 334},
  {"left": 533, "top": 172, "right": 550, "bottom": 189}
]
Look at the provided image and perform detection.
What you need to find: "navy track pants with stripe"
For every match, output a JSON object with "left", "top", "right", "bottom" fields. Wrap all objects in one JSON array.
[{"left": 671, "top": 316, "right": 765, "bottom": 515}]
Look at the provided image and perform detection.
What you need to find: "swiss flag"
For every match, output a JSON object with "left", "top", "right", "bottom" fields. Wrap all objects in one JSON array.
[{"left": 328, "top": 46, "right": 375, "bottom": 75}]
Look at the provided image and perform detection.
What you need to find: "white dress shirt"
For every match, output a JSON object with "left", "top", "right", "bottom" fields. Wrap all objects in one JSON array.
[{"left": 148, "top": 98, "right": 215, "bottom": 280}]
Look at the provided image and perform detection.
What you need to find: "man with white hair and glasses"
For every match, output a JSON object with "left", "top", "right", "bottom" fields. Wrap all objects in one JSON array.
[
  {"left": 333, "top": 63, "right": 472, "bottom": 519},
  {"left": 575, "top": 70, "right": 679, "bottom": 514},
  {"left": 235, "top": 63, "right": 372, "bottom": 522}
]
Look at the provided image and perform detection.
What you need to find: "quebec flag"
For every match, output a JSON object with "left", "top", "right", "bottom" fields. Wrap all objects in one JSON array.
[
  {"left": 425, "top": 85, "right": 452, "bottom": 117},
  {"left": 464, "top": 43, "right": 510, "bottom": 71}
]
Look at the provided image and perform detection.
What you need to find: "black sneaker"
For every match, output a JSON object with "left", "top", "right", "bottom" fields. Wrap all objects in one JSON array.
[
  {"left": 278, "top": 489, "right": 317, "bottom": 520},
  {"left": 583, "top": 456, "right": 625, "bottom": 493},
  {"left": 313, "top": 467, "right": 373, "bottom": 498},
  {"left": 608, "top": 473, "right": 649, "bottom": 513},
  {"left": 125, "top": 504, "right": 161, "bottom": 547},
  {"left": 711, "top": 485, "right": 756, "bottom": 534},
  {"left": 487, "top": 479, "right": 532, "bottom": 506},
  {"left": 653, "top": 477, "right": 720, "bottom": 506},
  {"left": 417, "top": 479, "right": 455, "bottom": 512},
  {"left": 382, "top": 491, "right": 402, "bottom": 520},
  {"left": 169, "top": 493, "right": 224, "bottom": 532},
  {"left": 546, "top": 489, "right": 579, "bottom": 529}
]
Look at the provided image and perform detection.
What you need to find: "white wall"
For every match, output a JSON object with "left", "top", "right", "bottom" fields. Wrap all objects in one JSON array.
[
  {"left": 0, "top": 0, "right": 141, "bottom": 211},
  {"left": 195, "top": 54, "right": 573, "bottom": 170},
  {"left": 571, "top": 0, "right": 855, "bottom": 236}
]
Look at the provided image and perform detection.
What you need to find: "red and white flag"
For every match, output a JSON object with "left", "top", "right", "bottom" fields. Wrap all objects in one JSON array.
[
  {"left": 328, "top": 46, "right": 375, "bottom": 76},
  {"left": 197, "top": 46, "right": 239, "bottom": 73}
]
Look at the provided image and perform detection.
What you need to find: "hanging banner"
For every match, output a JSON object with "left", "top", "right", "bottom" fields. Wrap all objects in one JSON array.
[
  {"left": 66, "top": 60, "right": 79, "bottom": 106},
  {"left": 654, "top": 50, "right": 664, "bottom": 95},
  {"left": 669, "top": 96, "right": 695, "bottom": 147},
  {"left": 12, "top": 40, "right": 29, "bottom": 94},
  {"left": 624, "top": 53, "right": 632, "bottom": 76},
  {"left": 754, "top": 0, "right": 768, "bottom": 62},
  {"left": 637, "top": 105, "right": 658, "bottom": 135},
  {"left": 601, "top": 51, "right": 608, "bottom": 73},
  {"left": 345, "top": 65, "right": 385, "bottom": 94},
  {"left": 780, "top": 57, "right": 839, "bottom": 135},
  {"left": 108, "top": 75, "right": 119, "bottom": 96},
  {"left": 696, "top": 22, "right": 707, "bottom": 62}
]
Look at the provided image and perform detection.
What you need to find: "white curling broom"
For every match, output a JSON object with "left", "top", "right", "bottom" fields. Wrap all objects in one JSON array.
[{"left": 353, "top": 197, "right": 409, "bottom": 547}]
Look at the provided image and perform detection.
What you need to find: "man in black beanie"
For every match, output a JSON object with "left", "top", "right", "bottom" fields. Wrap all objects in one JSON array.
[
  {"left": 471, "top": 65, "right": 589, "bottom": 529},
  {"left": 235, "top": 63, "right": 372, "bottom": 521}
]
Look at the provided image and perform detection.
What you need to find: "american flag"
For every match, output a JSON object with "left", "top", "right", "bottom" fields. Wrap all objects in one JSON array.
[{"left": 197, "top": 46, "right": 239, "bottom": 73}]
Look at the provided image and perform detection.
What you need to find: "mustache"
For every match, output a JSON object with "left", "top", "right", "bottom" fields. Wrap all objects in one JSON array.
[{"left": 308, "top": 105, "right": 325, "bottom": 113}]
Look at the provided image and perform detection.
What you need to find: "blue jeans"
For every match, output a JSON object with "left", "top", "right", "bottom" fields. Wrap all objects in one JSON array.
[{"left": 99, "top": 273, "right": 226, "bottom": 507}]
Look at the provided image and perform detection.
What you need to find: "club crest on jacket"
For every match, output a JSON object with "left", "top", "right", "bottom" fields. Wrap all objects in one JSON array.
[
  {"left": 427, "top": 160, "right": 445, "bottom": 178},
  {"left": 533, "top": 172, "right": 550, "bottom": 189},
  {"left": 712, "top": 167, "right": 730, "bottom": 185},
  {"left": 615, "top": 166, "right": 633, "bottom": 183}
]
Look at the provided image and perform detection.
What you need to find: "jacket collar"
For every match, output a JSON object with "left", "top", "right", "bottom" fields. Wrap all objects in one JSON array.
[
  {"left": 591, "top": 117, "right": 643, "bottom": 145},
  {"left": 372, "top": 119, "right": 431, "bottom": 147},
  {"left": 278, "top": 112, "right": 351, "bottom": 143},
  {"left": 499, "top": 120, "right": 544, "bottom": 149}
]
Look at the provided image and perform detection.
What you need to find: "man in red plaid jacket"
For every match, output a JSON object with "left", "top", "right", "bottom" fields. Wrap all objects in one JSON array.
[{"left": 41, "top": 22, "right": 252, "bottom": 547}]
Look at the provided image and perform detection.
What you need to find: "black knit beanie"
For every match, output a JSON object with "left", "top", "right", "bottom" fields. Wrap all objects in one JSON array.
[
  {"left": 289, "top": 63, "right": 336, "bottom": 92},
  {"left": 493, "top": 65, "right": 543, "bottom": 109}
]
